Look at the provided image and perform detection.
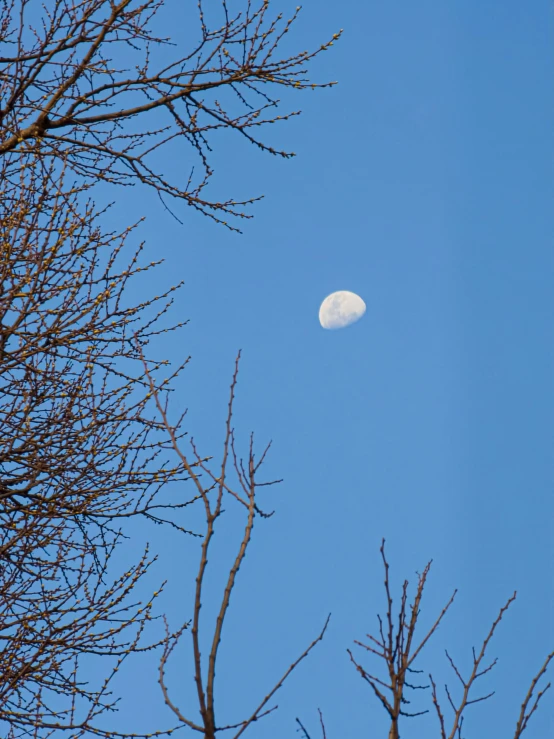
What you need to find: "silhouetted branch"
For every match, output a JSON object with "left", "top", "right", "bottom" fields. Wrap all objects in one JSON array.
[
  {"left": 147, "top": 352, "right": 329, "bottom": 738},
  {"left": 349, "top": 539, "right": 456, "bottom": 738},
  {"left": 350, "top": 542, "right": 553, "bottom": 739},
  {"left": 0, "top": 0, "right": 341, "bottom": 230},
  {"left": 295, "top": 708, "right": 327, "bottom": 739}
]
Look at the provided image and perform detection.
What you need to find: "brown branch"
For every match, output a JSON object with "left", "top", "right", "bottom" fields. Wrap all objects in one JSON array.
[
  {"left": 295, "top": 708, "right": 327, "bottom": 739},
  {"left": 0, "top": 149, "right": 194, "bottom": 737},
  {"left": 349, "top": 539, "right": 455, "bottom": 737},
  {"left": 144, "top": 350, "right": 327, "bottom": 737},
  {"left": 512, "top": 649, "right": 554, "bottom": 738},
  {"left": 430, "top": 592, "right": 516, "bottom": 739},
  {"left": 0, "top": 0, "right": 341, "bottom": 230}
]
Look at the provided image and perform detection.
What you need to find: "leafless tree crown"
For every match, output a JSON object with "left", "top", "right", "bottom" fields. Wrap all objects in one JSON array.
[
  {"left": 1, "top": 2, "right": 551, "bottom": 739},
  {"left": 346, "top": 540, "right": 554, "bottom": 739},
  {"left": 0, "top": 1, "right": 341, "bottom": 735},
  {"left": 0, "top": 0, "right": 341, "bottom": 229}
]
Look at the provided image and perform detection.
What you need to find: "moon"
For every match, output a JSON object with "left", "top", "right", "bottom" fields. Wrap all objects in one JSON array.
[{"left": 319, "top": 290, "right": 366, "bottom": 330}]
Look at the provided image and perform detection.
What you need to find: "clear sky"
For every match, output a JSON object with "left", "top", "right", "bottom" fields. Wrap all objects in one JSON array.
[{"left": 94, "top": 1, "right": 553, "bottom": 737}]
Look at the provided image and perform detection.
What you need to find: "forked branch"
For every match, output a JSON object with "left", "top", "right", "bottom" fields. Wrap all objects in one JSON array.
[
  {"left": 348, "top": 539, "right": 456, "bottom": 739},
  {"left": 143, "top": 351, "right": 328, "bottom": 738},
  {"left": 349, "top": 540, "right": 553, "bottom": 739},
  {"left": 0, "top": 0, "right": 342, "bottom": 229}
]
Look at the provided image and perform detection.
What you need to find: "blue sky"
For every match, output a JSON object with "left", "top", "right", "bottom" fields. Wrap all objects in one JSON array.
[{"left": 95, "top": 1, "right": 553, "bottom": 737}]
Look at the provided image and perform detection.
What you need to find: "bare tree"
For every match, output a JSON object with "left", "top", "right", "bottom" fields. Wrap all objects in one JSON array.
[
  {"left": 0, "top": 2, "right": 341, "bottom": 735},
  {"left": 4, "top": 4, "right": 549, "bottom": 739},
  {"left": 0, "top": 154, "right": 200, "bottom": 736},
  {"left": 345, "top": 540, "right": 553, "bottom": 739},
  {"left": 144, "top": 351, "right": 330, "bottom": 739},
  {"left": 0, "top": 158, "right": 196, "bottom": 543},
  {"left": 0, "top": 517, "right": 171, "bottom": 738},
  {"left": 0, "top": 160, "right": 331, "bottom": 735},
  {"left": 0, "top": 0, "right": 341, "bottom": 229}
]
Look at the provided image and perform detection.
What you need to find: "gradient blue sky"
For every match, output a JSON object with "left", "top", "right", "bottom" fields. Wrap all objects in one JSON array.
[{"left": 95, "top": 1, "right": 553, "bottom": 737}]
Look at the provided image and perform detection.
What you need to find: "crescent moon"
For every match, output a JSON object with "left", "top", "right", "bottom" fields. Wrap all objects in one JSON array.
[{"left": 319, "top": 291, "right": 366, "bottom": 330}]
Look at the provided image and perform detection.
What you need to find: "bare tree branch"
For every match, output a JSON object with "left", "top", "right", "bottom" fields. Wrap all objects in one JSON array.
[
  {"left": 0, "top": 0, "right": 341, "bottom": 230},
  {"left": 350, "top": 541, "right": 553, "bottom": 739},
  {"left": 148, "top": 351, "right": 329, "bottom": 738}
]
